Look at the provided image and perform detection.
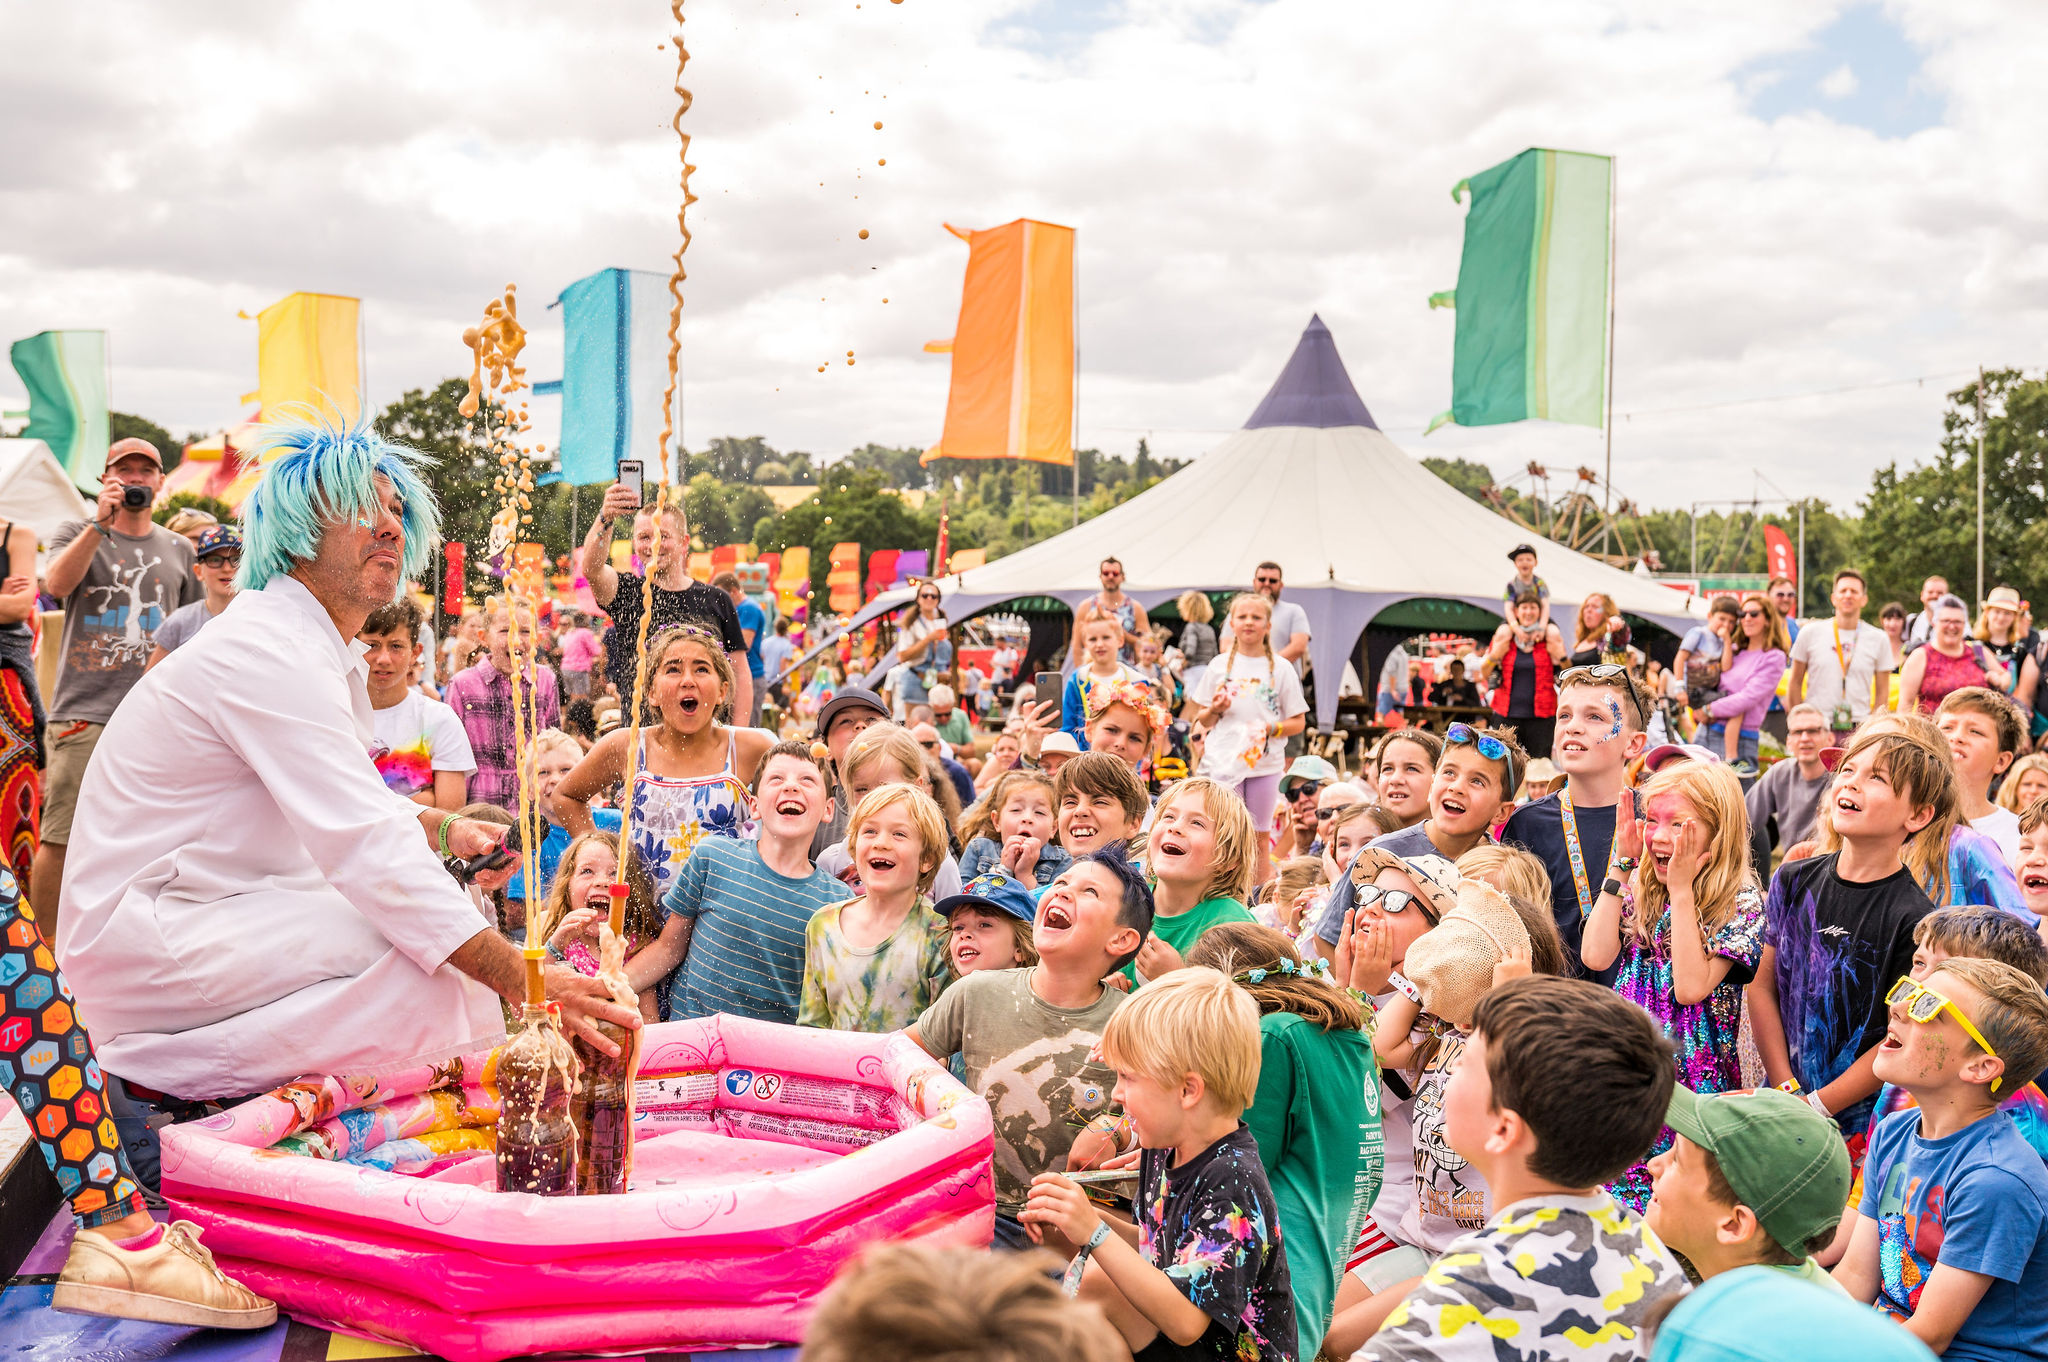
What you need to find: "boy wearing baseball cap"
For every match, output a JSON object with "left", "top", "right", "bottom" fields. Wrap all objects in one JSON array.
[
  {"left": 1645, "top": 1086, "right": 1853, "bottom": 1292},
  {"left": 147, "top": 524, "right": 242, "bottom": 668},
  {"left": 908, "top": 853, "right": 1152, "bottom": 1251}
]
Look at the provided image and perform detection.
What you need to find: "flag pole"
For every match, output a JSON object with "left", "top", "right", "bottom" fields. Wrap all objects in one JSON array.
[
  {"left": 1598, "top": 154, "right": 1618, "bottom": 562},
  {"left": 1071, "top": 232, "right": 1081, "bottom": 529}
]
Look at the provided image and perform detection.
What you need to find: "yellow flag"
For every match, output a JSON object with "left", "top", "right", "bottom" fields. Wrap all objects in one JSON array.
[
  {"left": 255, "top": 293, "right": 361, "bottom": 425},
  {"left": 923, "top": 219, "right": 1074, "bottom": 466}
]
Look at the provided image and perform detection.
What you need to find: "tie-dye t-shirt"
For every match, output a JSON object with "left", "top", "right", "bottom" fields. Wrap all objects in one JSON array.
[
  {"left": 1134, "top": 1123, "right": 1298, "bottom": 1361},
  {"left": 795, "top": 896, "right": 950, "bottom": 1033},
  {"left": 370, "top": 690, "right": 476, "bottom": 799},
  {"left": 1764, "top": 853, "right": 1932, "bottom": 1143},
  {"left": 1859, "top": 1107, "right": 2048, "bottom": 1362},
  {"left": 1361, "top": 1192, "right": 1687, "bottom": 1362}
]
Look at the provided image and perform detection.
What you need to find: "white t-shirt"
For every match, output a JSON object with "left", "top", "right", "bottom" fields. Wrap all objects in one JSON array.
[
  {"left": 1269, "top": 598, "right": 1312, "bottom": 658},
  {"left": 1789, "top": 618, "right": 1893, "bottom": 722},
  {"left": 371, "top": 690, "right": 477, "bottom": 799},
  {"left": 1190, "top": 650, "right": 1307, "bottom": 782},
  {"left": 1972, "top": 807, "right": 2022, "bottom": 866}
]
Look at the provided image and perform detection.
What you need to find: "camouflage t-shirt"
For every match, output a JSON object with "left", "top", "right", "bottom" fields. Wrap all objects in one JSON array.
[
  {"left": 913, "top": 966, "right": 1121, "bottom": 1215},
  {"left": 1362, "top": 1192, "right": 1687, "bottom": 1362}
]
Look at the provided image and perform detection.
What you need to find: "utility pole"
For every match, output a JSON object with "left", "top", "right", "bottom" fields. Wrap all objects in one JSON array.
[{"left": 1977, "top": 367, "right": 1987, "bottom": 609}]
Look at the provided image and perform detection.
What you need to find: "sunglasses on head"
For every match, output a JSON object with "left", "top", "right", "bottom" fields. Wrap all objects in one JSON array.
[
  {"left": 1445, "top": 722, "right": 1517, "bottom": 789},
  {"left": 1556, "top": 664, "right": 1647, "bottom": 728},
  {"left": 1886, "top": 975, "right": 2002, "bottom": 1092},
  {"left": 1353, "top": 884, "right": 1440, "bottom": 923}
]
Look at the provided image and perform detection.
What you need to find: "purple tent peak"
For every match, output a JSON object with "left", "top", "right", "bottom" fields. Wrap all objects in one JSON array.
[{"left": 1241, "top": 314, "right": 1379, "bottom": 431}]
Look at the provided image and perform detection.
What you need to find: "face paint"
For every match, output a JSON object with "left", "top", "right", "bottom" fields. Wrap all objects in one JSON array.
[{"left": 1603, "top": 698, "right": 1624, "bottom": 742}]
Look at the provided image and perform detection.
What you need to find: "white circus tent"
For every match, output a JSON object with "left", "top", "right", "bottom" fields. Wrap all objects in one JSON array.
[{"left": 839, "top": 315, "right": 1700, "bottom": 729}]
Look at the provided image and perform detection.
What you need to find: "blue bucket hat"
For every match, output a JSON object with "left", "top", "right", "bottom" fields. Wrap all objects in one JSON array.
[{"left": 933, "top": 870, "right": 1037, "bottom": 924}]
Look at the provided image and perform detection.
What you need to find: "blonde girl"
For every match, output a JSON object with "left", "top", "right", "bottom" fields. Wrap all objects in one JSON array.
[
  {"left": 1176, "top": 589, "right": 1218, "bottom": 692},
  {"left": 1187, "top": 923, "right": 1376, "bottom": 1360},
  {"left": 1999, "top": 753, "right": 2048, "bottom": 815},
  {"left": 1129, "top": 777, "right": 1259, "bottom": 982},
  {"left": 1184, "top": 593, "right": 1308, "bottom": 882},
  {"left": 1260, "top": 855, "right": 1329, "bottom": 937},
  {"left": 959, "top": 769, "right": 1069, "bottom": 886},
  {"left": 539, "top": 830, "right": 663, "bottom": 1020},
  {"left": 1581, "top": 759, "right": 1765, "bottom": 1211},
  {"left": 1569, "top": 592, "right": 1630, "bottom": 667},
  {"left": 555, "top": 625, "right": 774, "bottom": 901}
]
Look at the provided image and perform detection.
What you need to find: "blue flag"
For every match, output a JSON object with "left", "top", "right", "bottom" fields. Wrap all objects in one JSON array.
[{"left": 535, "top": 268, "right": 684, "bottom": 486}]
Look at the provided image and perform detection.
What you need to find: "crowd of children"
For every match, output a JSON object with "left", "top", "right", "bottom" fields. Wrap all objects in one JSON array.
[{"left": 353, "top": 566, "right": 2048, "bottom": 1362}]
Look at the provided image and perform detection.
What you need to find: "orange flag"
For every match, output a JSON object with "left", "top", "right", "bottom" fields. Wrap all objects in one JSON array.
[{"left": 923, "top": 219, "right": 1074, "bottom": 466}]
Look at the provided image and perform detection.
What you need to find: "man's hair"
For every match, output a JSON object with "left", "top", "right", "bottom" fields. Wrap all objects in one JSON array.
[
  {"left": 1557, "top": 667, "right": 1652, "bottom": 735},
  {"left": 800, "top": 1242, "right": 1125, "bottom": 1362},
  {"left": 1054, "top": 751, "right": 1149, "bottom": 825},
  {"left": 846, "top": 783, "right": 949, "bottom": 893},
  {"left": 775, "top": 617, "right": 790, "bottom": 635},
  {"left": 1255, "top": 559, "right": 1283, "bottom": 577},
  {"left": 1100, "top": 966, "right": 1261, "bottom": 1113},
  {"left": 1767, "top": 576, "right": 1795, "bottom": 592},
  {"left": 1099, "top": 555, "right": 1122, "bottom": 571},
  {"left": 711, "top": 570, "right": 741, "bottom": 593},
  {"left": 1786, "top": 702, "right": 1829, "bottom": 727},
  {"left": 1924, "top": 576, "right": 1950, "bottom": 590},
  {"left": 1917, "top": 906, "right": 2048, "bottom": 984},
  {"left": 238, "top": 409, "right": 439, "bottom": 598},
  {"left": 1696, "top": 1147, "right": 1834, "bottom": 1265},
  {"left": 1931, "top": 957, "right": 2048, "bottom": 1095},
  {"left": 1833, "top": 568, "right": 1866, "bottom": 591},
  {"left": 361, "top": 595, "right": 424, "bottom": 642},
  {"left": 1470, "top": 976, "right": 1674, "bottom": 1188},
  {"left": 1937, "top": 686, "right": 2024, "bottom": 757},
  {"left": 1152, "top": 778, "right": 1257, "bottom": 903},
  {"left": 1076, "top": 844, "right": 1154, "bottom": 971},
  {"left": 752, "top": 737, "right": 828, "bottom": 795}
]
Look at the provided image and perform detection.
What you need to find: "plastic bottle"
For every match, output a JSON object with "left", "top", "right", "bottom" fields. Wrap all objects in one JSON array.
[{"left": 495, "top": 967, "right": 579, "bottom": 1196}]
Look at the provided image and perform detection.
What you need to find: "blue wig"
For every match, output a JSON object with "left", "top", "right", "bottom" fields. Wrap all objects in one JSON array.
[{"left": 236, "top": 406, "right": 440, "bottom": 599}]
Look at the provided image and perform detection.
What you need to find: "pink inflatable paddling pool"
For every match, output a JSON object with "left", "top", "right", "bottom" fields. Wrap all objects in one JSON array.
[{"left": 160, "top": 1014, "right": 994, "bottom": 1361}]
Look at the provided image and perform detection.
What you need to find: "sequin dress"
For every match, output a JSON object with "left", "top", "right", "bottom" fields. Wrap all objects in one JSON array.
[{"left": 1607, "top": 885, "right": 1767, "bottom": 1211}]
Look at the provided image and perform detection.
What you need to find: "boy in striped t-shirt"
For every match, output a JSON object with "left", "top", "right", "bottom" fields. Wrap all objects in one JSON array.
[{"left": 627, "top": 739, "right": 842, "bottom": 1022}]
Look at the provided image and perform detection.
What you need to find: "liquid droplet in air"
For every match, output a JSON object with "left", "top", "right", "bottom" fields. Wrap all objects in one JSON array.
[
  {"left": 878, "top": 158, "right": 886, "bottom": 165},
  {"left": 859, "top": 229, "right": 869, "bottom": 239},
  {"left": 873, "top": 121, "right": 883, "bottom": 130}
]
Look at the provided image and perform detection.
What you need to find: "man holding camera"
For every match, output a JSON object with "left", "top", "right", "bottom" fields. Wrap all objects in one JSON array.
[{"left": 34, "top": 437, "right": 200, "bottom": 932}]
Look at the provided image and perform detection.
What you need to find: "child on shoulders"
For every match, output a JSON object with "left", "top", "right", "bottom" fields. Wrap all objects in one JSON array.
[
  {"left": 1022, "top": 968, "right": 1298, "bottom": 1361},
  {"left": 911, "top": 853, "right": 1152, "bottom": 1250},
  {"left": 798, "top": 783, "right": 952, "bottom": 1032}
]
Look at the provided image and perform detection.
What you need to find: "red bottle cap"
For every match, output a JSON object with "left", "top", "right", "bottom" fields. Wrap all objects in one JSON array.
[{"left": 606, "top": 884, "right": 630, "bottom": 897}]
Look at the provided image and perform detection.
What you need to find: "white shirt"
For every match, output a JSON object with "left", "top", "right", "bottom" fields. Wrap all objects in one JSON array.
[
  {"left": 1789, "top": 618, "right": 1892, "bottom": 722},
  {"left": 371, "top": 689, "right": 477, "bottom": 799},
  {"left": 56, "top": 575, "right": 503, "bottom": 1098},
  {"left": 1190, "top": 650, "right": 1307, "bottom": 781},
  {"left": 1971, "top": 807, "right": 2022, "bottom": 866},
  {"left": 1269, "top": 598, "right": 1312, "bottom": 658}
]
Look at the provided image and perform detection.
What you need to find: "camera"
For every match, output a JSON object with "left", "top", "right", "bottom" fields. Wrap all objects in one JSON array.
[{"left": 121, "top": 485, "right": 151, "bottom": 510}]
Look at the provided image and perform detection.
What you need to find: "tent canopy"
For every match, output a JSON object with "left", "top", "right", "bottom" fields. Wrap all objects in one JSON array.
[
  {"left": 0, "top": 439, "right": 93, "bottom": 551},
  {"left": 828, "top": 316, "right": 1700, "bottom": 728}
]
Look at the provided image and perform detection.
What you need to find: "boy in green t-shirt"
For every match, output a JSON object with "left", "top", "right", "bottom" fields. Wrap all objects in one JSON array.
[
  {"left": 1128, "top": 777, "right": 1257, "bottom": 984},
  {"left": 908, "top": 850, "right": 1154, "bottom": 1250}
]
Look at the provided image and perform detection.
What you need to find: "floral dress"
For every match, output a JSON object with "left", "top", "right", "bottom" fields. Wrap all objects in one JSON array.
[
  {"left": 1607, "top": 885, "right": 1767, "bottom": 1211},
  {"left": 626, "top": 727, "right": 754, "bottom": 901}
]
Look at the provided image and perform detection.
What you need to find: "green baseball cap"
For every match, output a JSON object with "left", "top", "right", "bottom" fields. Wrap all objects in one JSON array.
[{"left": 1665, "top": 1086, "right": 1850, "bottom": 1256}]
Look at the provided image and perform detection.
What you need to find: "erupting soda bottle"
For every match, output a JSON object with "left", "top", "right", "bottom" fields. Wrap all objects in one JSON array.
[{"left": 496, "top": 958, "right": 579, "bottom": 1196}]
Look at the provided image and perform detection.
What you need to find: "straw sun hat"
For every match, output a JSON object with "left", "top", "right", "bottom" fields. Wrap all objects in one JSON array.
[{"left": 1400, "top": 881, "right": 1531, "bottom": 1029}]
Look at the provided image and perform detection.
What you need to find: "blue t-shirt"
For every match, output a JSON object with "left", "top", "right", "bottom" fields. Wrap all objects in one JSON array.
[
  {"left": 1679, "top": 623, "right": 1720, "bottom": 660},
  {"left": 507, "top": 808, "right": 623, "bottom": 902},
  {"left": 737, "top": 599, "right": 767, "bottom": 678},
  {"left": 660, "top": 836, "right": 844, "bottom": 1024},
  {"left": 1861, "top": 1106, "right": 2048, "bottom": 1362}
]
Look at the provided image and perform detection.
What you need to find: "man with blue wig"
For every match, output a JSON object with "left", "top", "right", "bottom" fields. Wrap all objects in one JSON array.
[{"left": 54, "top": 414, "right": 640, "bottom": 1189}]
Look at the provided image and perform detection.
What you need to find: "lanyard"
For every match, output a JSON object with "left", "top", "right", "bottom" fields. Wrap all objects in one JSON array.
[
  {"left": 1559, "top": 788, "right": 1595, "bottom": 923},
  {"left": 1832, "top": 621, "right": 1851, "bottom": 675}
]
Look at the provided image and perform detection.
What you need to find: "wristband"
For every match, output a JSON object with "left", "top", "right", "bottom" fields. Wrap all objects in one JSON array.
[
  {"left": 1601, "top": 876, "right": 1626, "bottom": 899},
  {"left": 437, "top": 816, "right": 458, "bottom": 859},
  {"left": 1805, "top": 1090, "right": 1830, "bottom": 1116},
  {"left": 1611, "top": 855, "right": 1639, "bottom": 873},
  {"left": 1387, "top": 970, "right": 1422, "bottom": 1004},
  {"left": 1777, "top": 1078, "right": 1802, "bottom": 1094},
  {"left": 1061, "top": 1219, "right": 1115, "bottom": 1298}
]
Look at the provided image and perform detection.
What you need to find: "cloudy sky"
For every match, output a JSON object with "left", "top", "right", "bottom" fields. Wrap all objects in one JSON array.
[{"left": 3, "top": 0, "right": 2042, "bottom": 509}]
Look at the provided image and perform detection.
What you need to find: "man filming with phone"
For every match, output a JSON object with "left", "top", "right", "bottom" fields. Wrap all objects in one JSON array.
[
  {"left": 35, "top": 437, "right": 201, "bottom": 932},
  {"left": 579, "top": 465, "right": 748, "bottom": 723}
]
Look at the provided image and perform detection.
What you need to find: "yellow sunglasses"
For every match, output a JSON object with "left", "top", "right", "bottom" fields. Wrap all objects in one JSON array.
[{"left": 1885, "top": 975, "right": 2003, "bottom": 1094}]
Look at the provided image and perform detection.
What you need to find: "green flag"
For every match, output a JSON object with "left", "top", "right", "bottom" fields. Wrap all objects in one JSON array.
[
  {"left": 9, "top": 330, "right": 109, "bottom": 493},
  {"left": 1427, "top": 148, "right": 1611, "bottom": 434}
]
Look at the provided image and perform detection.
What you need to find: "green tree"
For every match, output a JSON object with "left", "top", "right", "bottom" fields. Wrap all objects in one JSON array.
[
  {"left": 1858, "top": 370, "right": 2048, "bottom": 611},
  {"left": 152, "top": 491, "right": 233, "bottom": 526},
  {"left": 752, "top": 468, "right": 943, "bottom": 588}
]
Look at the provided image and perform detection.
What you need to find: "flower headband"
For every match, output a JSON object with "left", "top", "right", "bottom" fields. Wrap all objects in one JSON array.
[
  {"left": 1235, "top": 956, "right": 1332, "bottom": 986},
  {"left": 1085, "top": 676, "right": 1169, "bottom": 737}
]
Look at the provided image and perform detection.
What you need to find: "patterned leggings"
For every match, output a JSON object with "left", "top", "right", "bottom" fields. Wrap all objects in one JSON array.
[{"left": 0, "top": 869, "right": 147, "bottom": 1229}]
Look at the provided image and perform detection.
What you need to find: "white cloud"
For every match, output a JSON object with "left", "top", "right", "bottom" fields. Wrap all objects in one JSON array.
[
  {"left": 2, "top": 0, "right": 2046, "bottom": 511},
  {"left": 1819, "top": 61, "right": 1860, "bottom": 98}
]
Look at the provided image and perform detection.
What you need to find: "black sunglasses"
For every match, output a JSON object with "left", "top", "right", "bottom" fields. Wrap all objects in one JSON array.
[
  {"left": 1557, "top": 664, "right": 1646, "bottom": 728},
  {"left": 1290, "top": 780, "right": 1327, "bottom": 800}
]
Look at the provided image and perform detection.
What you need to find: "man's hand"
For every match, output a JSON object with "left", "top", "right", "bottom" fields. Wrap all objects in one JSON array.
[
  {"left": 546, "top": 964, "right": 642, "bottom": 1056},
  {"left": 93, "top": 480, "right": 125, "bottom": 525},
  {"left": 1018, "top": 699, "right": 1058, "bottom": 760},
  {"left": 600, "top": 481, "right": 641, "bottom": 520},
  {"left": 442, "top": 817, "right": 507, "bottom": 861}
]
